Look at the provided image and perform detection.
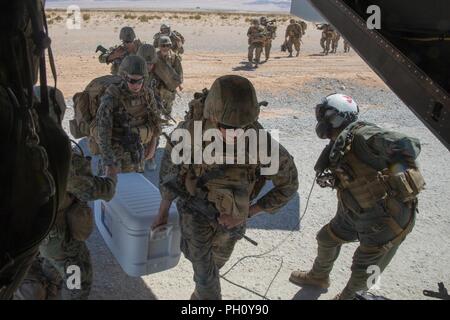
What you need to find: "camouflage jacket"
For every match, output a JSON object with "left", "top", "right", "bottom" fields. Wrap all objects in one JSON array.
[
  {"left": 159, "top": 119, "right": 299, "bottom": 216},
  {"left": 96, "top": 82, "right": 161, "bottom": 167}
]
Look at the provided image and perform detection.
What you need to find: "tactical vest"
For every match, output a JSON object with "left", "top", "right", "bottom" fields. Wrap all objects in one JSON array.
[
  {"left": 329, "top": 122, "right": 425, "bottom": 210},
  {"left": 109, "top": 84, "right": 155, "bottom": 145},
  {"left": 249, "top": 26, "right": 266, "bottom": 44},
  {"left": 180, "top": 119, "right": 264, "bottom": 219}
]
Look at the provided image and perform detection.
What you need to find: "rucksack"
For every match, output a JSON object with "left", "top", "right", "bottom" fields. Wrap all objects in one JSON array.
[
  {"left": 154, "top": 56, "right": 183, "bottom": 91},
  {"left": 70, "top": 75, "right": 122, "bottom": 139},
  {"left": 299, "top": 21, "right": 307, "bottom": 34}
]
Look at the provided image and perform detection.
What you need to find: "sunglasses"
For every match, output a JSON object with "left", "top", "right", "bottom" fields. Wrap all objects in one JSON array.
[
  {"left": 160, "top": 44, "right": 172, "bottom": 48},
  {"left": 126, "top": 76, "right": 144, "bottom": 85}
]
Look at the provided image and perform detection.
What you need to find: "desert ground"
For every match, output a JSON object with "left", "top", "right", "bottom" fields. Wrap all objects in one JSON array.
[{"left": 46, "top": 9, "right": 450, "bottom": 300}]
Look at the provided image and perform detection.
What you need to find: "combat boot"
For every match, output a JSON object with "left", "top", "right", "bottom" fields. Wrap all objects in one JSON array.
[
  {"left": 289, "top": 270, "right": 330, "bottom": 289},
  {"left": 296, "top": 51, "right": 300, "bottom": 57},
  {"left": 190, "top": 290, "right": 200, "bottom": 300}
]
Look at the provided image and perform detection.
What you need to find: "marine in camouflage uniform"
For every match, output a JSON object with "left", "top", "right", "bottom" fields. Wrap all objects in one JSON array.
[
  {"left": 247, "top": 19, "right": 267, "bottom": 67},
  {"left": 154, "top": 75, "right": 299, "bottom": 300},
  {"left": 317, "top": 24, "right": 339, "bottom": 55},
  {"left": 290, "top": 94, "right": 424, "bottom": 300},
  {"left": 155, "top": 36, "right": 184, "bottom": 115},
  {"left": 153, "top": 24, "right": 185, "bottom": 56},
  {"left": 344, "top": 39, "right": 351, "bottom": 53},
  {"left": 96, "top": 55, "right": 162, "bottom": 174},
  {"left": 15, "top": 87, "right": 117, "bottom": 300},
  {"left": 285, "top": 19, "right": 304, "bottom": 57},
  {"left": 98, "top": 27, "right": 142, "bottom": 76},
  {"left": 260, "top": 17, "right": 277, "bottom": 61}
]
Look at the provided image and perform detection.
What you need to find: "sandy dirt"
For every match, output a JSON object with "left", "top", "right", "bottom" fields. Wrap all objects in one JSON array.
[{"left": 46, "top": 10, "right": 450, "bottom": 300}]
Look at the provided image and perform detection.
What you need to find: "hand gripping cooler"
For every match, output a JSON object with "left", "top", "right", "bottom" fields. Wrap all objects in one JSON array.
[{"left": 94, "top": 173, "right": 181, "bottom": 277}]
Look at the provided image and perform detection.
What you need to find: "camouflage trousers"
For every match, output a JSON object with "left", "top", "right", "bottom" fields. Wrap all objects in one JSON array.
[
  {"left": 248, "top": 43, "right": 263, "bottom": 64},
  {"left": 178, "top": 202, "right": 245, "bottom": 300},
  {"left": 331, "top": 35, "right": 341, "bottom": 53},
  {"left": 320, "top": 36, "right": 332, "bottom": 54},
  {"left": 309, "top": 197, "right": 416, "bottom": 299},
  {"left": 287, "top": 36, "right": 301, "bottom": 54},
  {"left": 264, "top": 40, "right": 272, "bottom": 60},
  {"left": 37, "top": 220, "right": 93, "bottom": 300},
  {"left": 159, "top": 87, "right": 176, "bottom": 115}
]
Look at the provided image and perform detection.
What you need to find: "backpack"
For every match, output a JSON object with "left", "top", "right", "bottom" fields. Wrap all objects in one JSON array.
[
  {"left": 69, "top": 75, "right": 122, "bottom": 139},
  {"left": 154, "top": 56, "right": 183, "bottom": 91},
  {"left": 184, "top": 88, "right": 209, "bottom": 121},
  {"left": 299, "top": 21, "right": 307, "bottom": 34}
]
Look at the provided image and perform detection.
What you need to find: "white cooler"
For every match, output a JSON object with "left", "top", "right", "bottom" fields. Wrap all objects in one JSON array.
[{"left": 94, "top": 173, "right": 181, "bottom": 277}]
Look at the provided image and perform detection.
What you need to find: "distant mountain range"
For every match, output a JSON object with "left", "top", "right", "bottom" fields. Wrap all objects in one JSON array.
[{"left": 46, "top": 0, "right": 292, "bottom": 12}]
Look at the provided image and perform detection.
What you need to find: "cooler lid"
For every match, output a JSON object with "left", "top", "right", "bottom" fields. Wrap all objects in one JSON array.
[{"left": 106, "top": 173, "right": 177, "bottom": 231}]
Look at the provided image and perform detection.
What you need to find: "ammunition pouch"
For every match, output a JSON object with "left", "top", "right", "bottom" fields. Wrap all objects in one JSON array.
[
  {"left": 66, "top": 200, "right": 94, "bottom": 242},
  {"left": 207, "top": 184, "right": 250, "bottom": 220},
  {"left": 385, "top": 168, "right": 426, "bottom": 203}
]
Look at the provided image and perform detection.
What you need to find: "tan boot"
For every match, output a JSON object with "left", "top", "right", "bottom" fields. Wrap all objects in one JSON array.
[{"left": 289, "top": 270, "right": 330, "bottom": 289}]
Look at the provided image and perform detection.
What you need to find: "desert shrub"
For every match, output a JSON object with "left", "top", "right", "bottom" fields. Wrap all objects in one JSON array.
[
  {"left": 83, "top": 13, "right": 90, "bottom": 21},
  {"left": 138, "top": 15, "right": 149, "bottom": 22}
]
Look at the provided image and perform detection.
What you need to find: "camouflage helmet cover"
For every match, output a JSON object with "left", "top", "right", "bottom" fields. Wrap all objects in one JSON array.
[
  {"left": 204, "top": 75, "right": 260, "bottom": 127},
  {"left": 260, "top": 16, "right": 268, "bottom": 23},
  {"left": 160, "top": 23, "right": 171, "bottom": 32},
  {"left": 137, "top": 44, "right": 158, "bottom": 64},
  {"left": 118, "top": 55, "right": 148, "bottom": 77},
  {"left": 290, "top": 18, "right": 296, "bottom": 23},
  {"left": 119, "top": 26, "right": 136, "bottom": 42},
  {"left": 252, "top": 18, "right": 260, "bottom": 25},
  {"left": 159, "top": 35, "right": 172, "bottom": 47}
]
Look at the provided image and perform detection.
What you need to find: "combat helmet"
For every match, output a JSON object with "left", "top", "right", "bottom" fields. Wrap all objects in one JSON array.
[
  {"left": 315, "top": 93, "right": 359, "bottom": 139},
  {"left": 137, "top": 44, "right": 158, "bottom": 64},
  {"left": 204, "top": 75, "right": 260, "bottom": 128},
  {"left": 260, "top": 16, "right": 268, "bottom": 24},
  {"left": 159, "top": 36, "right": 172, "bottom": 47},
  {"left": 290, "top": 19, "right": 296, "bottom": 24},
  {"left": 118, "top": 55, "right": 148, "bottom": 77},
  {"left": 160, "top": 23, "right": 171, "bottom": 33},
  {"left": 119, "top": 26, "right": 136, "bottom": 42}
]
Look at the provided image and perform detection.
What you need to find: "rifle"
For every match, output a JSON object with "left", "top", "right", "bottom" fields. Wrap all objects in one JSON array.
[
  {"left": 162, "top": 177, "right": 258, "bottom": 246},
  {"left": 97, "top": 44, "right": 128, "bottom": 64},
  {"left": 96, "top": 45, "right": 108, "bottom": 55}
]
